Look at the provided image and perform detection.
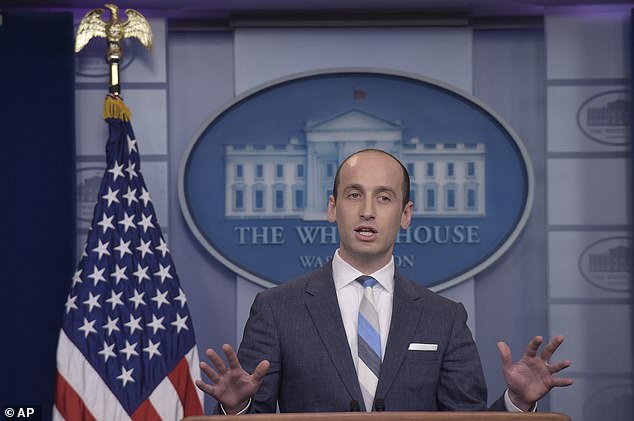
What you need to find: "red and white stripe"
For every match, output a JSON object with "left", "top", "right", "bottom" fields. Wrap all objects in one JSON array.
[{"left": 53, "top": 330, "right": 204, "bottom": 421}]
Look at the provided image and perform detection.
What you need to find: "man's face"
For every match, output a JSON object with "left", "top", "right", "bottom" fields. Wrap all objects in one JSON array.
[{"left": 328, "top": 151, "right": 413, "bottom": 274}]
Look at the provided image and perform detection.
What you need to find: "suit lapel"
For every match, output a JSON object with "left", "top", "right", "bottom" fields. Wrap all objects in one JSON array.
[
  {"left": 304, "top": 265, "right": 363, "bottom": 405},
  {"left": 375, "top": 271, "right": 423, "bottom": 400}
]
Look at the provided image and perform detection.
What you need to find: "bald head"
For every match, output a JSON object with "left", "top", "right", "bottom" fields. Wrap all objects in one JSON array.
[{"left": 332, "top": 149, "right": 410, "bottom": 209}]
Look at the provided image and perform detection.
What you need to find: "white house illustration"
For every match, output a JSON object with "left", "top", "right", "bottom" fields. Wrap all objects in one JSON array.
[{"left": 224, "top": 108, "right": 486, "bottom": 220}]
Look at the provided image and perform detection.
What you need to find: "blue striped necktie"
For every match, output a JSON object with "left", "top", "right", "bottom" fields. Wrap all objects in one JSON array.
[{"left": 356, "top": 275, "right": 381, "bottom": 411}]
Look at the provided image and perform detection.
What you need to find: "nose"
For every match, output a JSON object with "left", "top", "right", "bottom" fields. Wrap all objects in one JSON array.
[{"left": 360, "top": 196, "right": 375, "bottom": 220}]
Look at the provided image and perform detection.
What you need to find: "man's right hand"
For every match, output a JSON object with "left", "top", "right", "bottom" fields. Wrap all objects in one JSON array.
[{"left": 195, "top": 344, "right": 270, "bottom": 414}]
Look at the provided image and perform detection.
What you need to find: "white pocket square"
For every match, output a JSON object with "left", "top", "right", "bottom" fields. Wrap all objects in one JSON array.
[{"left": 408, "top": 343, "right": 438, "bottom": 351}]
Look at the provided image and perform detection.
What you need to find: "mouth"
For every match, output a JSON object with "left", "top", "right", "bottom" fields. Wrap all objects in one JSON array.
[{"left": 354, "top": 226, "right": 378, "bottom": 240}]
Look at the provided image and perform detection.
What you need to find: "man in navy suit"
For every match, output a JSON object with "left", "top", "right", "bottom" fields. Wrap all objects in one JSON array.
[{"left": 196, "top": 149, "right": 573, "bottom": 414}]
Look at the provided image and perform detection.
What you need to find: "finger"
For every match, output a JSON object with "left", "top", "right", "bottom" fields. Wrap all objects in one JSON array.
[
  {"left": 195, "top": 379, "right": 217, "bottom": 396},
  {"left": 222, "top": 343, "right": 243, "bottom": 370},
  {"left": 497, "top": 341, "right": 512, "bottom": 368},
  {"left": 252, "top": 360, "right": 271, "bottom": 382},
  {"left": 550, "top": 377, "right": 574, "bottom": 388},
  {"left": 524, "top": 335, "right": 544, "bottom": 358},
  {"left": 199, "top": 361, "right": 221, "bottom": 383},
  {"left": 540, "top": 335, "right": 565, "bottom": 362},
  {"left": 548, "top": 359, "right": 572, "bottom": 374},
  {"left": 206, "top": 348, "right": 228, "bottom": 374}
]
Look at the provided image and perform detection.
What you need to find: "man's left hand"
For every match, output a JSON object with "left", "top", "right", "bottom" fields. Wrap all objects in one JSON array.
[{"left": 498, "top": 335, "right": 573, "bottom": 411}]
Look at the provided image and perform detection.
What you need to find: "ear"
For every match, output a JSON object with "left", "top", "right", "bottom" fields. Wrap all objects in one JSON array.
[
  {"left": 400, "top": 201, "right": 413, "bottom": 230},
  {"left": 327, "top": 195, "right": 337, "bottom": 223}
]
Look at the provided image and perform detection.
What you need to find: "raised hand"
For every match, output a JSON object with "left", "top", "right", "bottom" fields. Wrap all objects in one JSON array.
[
  {"left": 498, "top": 335, "right": 573, "bottom": 411},
  {"left": 195, "top": 344, "right": 270, "bottom": 414}
]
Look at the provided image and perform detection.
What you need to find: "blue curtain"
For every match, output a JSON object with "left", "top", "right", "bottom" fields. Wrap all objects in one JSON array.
[{"left": 0, "top": 11, "right": 75, "bottom": 419}]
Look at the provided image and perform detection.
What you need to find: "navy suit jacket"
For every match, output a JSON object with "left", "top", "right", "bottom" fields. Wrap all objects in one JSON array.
[{"left": 235, "top": 264, "right": 505, "bottom": 412}]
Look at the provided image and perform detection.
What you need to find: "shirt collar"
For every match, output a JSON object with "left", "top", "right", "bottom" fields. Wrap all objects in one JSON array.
[{"left": 332, "top": 249, "right": 394, "bottom": 294}]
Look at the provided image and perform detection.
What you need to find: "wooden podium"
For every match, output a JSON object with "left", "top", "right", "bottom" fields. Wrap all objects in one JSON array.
[{"left": 184, "top": 412, "right": 570, "bottom": 421}]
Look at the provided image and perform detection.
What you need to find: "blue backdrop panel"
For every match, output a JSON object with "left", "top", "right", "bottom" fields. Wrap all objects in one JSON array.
[{"left": 0, "top": 12, "right": 75, "bottom": 417}]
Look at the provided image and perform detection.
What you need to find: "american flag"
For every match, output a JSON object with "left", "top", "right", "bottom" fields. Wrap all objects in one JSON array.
[{"left": 54, "top": 95, "right": 204, "bottom": 420}]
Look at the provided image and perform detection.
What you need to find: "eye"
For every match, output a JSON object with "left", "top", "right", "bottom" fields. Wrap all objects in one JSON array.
[
  {"left": 378, "top": 194, "right": 392, "bottom": 203},
  {"left": 347, "top": 192, "right": 361, "bottom": 199}
]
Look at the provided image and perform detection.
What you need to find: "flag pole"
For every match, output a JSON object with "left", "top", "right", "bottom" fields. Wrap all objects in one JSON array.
[{"left": 75, "top": 3, "right": 153, "bottom": 96}]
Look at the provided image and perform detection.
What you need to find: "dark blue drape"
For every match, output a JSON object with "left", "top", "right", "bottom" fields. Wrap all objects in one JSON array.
[{"left": 0, "top": 11, "right": 75, "bottom": 419}]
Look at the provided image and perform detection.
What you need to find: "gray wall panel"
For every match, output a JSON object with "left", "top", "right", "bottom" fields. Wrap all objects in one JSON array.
[
  {"left": 167, "top": 31, "right": 237, "bottom": 413},
  {"left": 473, "top": 29, "right": 550, "bottom": 407}
]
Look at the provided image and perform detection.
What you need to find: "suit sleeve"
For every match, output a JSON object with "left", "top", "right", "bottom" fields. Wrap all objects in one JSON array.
[
  {"left": 235, "top": 291, "right": 281, "bottom": 413},
  {"left": 489, "top": 394, "right": 507, "bottom": 411},
  {"left": 437, "top": 302, "right": 489, "bottom": 411}
]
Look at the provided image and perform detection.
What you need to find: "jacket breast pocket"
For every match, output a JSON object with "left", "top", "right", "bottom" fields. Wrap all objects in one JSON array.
[
  {"left": 404, "top": 346, "right": 441, "bottom": 362},
  {"left": 397, "top": 348, "right": 442, "bottom": 395}
]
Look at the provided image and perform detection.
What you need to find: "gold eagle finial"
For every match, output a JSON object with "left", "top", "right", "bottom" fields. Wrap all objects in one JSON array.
[{"left": 75, "top": 3, "right": 153, "bottom": 95}]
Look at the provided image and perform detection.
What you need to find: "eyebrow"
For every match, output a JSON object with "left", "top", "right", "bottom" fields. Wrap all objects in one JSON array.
[
  {"left": 343, "top": 184, "right": 397, "bottom": 196},
  {"left": 343, "top": 183, "right": 363, "bottom": 192}
]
